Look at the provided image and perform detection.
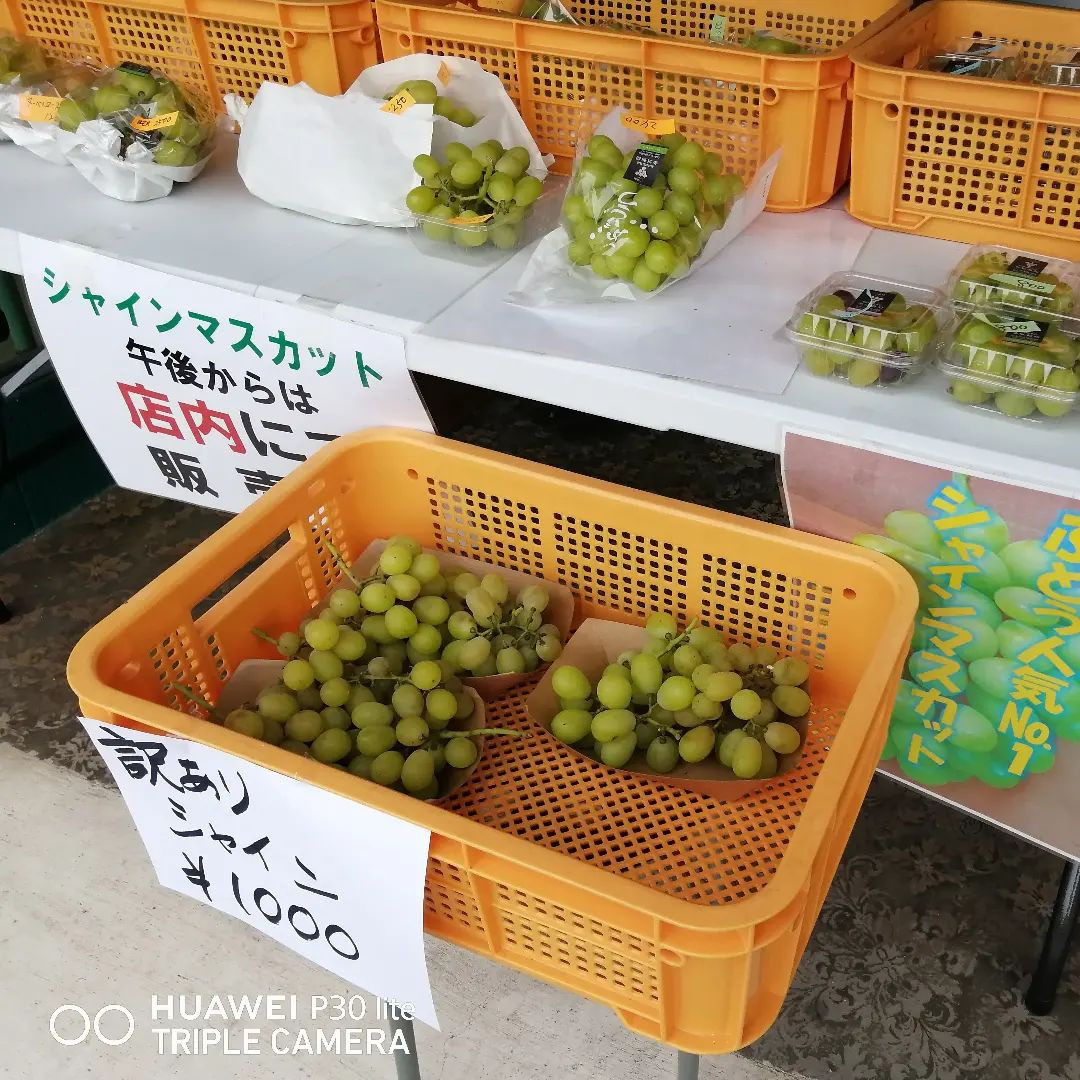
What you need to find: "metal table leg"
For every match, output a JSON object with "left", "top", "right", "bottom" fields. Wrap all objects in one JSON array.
[
  {"left": 1026, "top": 859, "right": 1080, "bottom": 1015},
  {"left": 388, "top": 1010, "right": 421, "bottom": 1080},
  {"left": 677, "top": 1050, "right": 700, "bottom": 1080}
]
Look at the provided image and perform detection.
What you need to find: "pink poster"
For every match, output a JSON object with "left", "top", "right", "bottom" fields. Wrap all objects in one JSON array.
[{"left": 783, "top": 432, "right": 1080, "bottom": 858}]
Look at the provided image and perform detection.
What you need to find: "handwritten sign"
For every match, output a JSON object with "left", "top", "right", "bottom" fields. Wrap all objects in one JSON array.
[
  {"left": 20, "top": 236, "right": 432, "bottom": 512},
  {"left": 81, "top": 717, "right": 440, "bottom": 1029},
  {"left": 19, "top": 93, "right": 59, "bottom": 123},
  {"left": 131, "top": 110, "right": 180, "bottom": 132},
  {"left": 381, "top": 90, "right": 417, "bottom": 115},
  {"left": 620, "top": 113, "right": 677, "bottom": 136}
]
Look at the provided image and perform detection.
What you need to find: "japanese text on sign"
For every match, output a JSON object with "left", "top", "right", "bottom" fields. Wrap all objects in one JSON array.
[
  {"left": 81, "top": 717, "right": 439, "bottom": 1028},
  {"left": 21, "top": 237, "right": 432, "bottom": 512}
]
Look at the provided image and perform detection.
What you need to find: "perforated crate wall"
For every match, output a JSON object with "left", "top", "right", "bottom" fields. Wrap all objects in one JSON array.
[
  {"left": 0, "top": 0, "right": 378, "bottom": 113},
  {"left": 70, "top": 431, "right": 916, "bottom": 1053},
  {"left": 850, "top": 0, "right": 1080, "bottom": 257},
  {"left": 376, "top": 0, "right": 909, "bottom": 212}
]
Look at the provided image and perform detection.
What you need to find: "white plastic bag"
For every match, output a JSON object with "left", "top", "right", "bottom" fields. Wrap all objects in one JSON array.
[
  {"left": 0, "top": 61, "right": 99, "bottom": 162},
  {"left": 66, "top": 119, "right": 211, "bottom": 201},
  {"left": 0, "top": 111, "right": 80, "bottom": 163},
  {"left": 509, "top": 109, "right": 779, "bottom": 305},
  {"left": 233, "top": 81, "right": 434, "bottom": 226},
  {"left": 350, "top": 55, "right": 547, "bottom": 179}
]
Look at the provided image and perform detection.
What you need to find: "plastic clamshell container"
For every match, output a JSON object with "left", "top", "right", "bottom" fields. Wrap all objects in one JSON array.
[
  {"left": 849, "top": 0, "right": 1080, "bottom": 258},
  {"left": 938, "top": 308, "right": 1080, "bottom": 421},
  {"left": 1035, "top": 48, "right": 1080, "bottom": 89},
  {"left": 407, "top": 189, "right": 556, "bottom": 263},
  {"left": 925, "top": 35, "right": 1022, "bottom": 79},
  {"left": 947, "top": 245, "right": 1080, "bottom": 318},
  {"left": 375, "top": 0, "right": 911, "bottom": 213},
  {"left": 784, "top": 271, "right": 947, "bottom": 388},
  {"left": 67, "top": 429, "right": 917, "bottom": 1054},
  {"left": 0, "top": 0, "right": 378, "bottom": 116}
]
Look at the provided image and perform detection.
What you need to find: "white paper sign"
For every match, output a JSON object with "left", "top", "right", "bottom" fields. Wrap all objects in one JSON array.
[
  {"left": 20, "top": 236, "right": 433, "bottom": 512},
  {"left": 81, "top": 717, "right": 439, "bottom": 1029}
]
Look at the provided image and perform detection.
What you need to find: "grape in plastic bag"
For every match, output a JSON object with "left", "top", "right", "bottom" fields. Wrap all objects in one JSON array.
[{"left": 562, "top": 127, "right": 742, "bottom": 293}]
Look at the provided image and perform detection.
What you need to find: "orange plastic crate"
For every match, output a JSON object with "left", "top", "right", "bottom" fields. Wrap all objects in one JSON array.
[
  {"left": 0, "top": 0, "right": 378, "bottom": 114},
  {"left": 849, "top": 0, "right": 1080, "bottom": 258},
  {"left": 68, "top": 430, "right": 916, "bottom": 1053},
  {"left": 374, "top": 0, "right": 908, "bottom": 212}
]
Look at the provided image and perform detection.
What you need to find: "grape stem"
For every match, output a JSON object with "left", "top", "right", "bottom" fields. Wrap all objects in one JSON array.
[
  {"left": 171, "top": 681, "right": 223, "bottom": 720},
  {"left": 251, "top": 627, "right": 278, "bottom": 646},
  {"left": 324, "top": 541, "right": 378, "bottom": 592}
]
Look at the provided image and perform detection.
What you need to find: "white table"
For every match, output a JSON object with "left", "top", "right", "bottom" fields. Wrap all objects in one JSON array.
[{"left": 2, "top": 133, "right": 1078, "bottom": 497}]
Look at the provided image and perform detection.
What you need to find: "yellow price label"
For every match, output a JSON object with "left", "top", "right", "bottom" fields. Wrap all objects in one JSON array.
[
  {"left": 381, "top": 89, "right": 417, "bottom": 115},
  {"left": 19, "top": 94, "right": 60, "bottom": 123},
  {"left": 131, "top": 110, "right": 179, "bottom": 133},
  {"left": 437, "top": 61, "right": 451, "bottom": 86},
  {"left": 620, "top": 113, "right": 677, "bottom": 136},
  {"left": 447, "top": 212, "right": 493, "bottom": 225}
]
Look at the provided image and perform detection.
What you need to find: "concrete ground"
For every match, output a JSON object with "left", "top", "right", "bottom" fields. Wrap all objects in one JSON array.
[{"left": 0, "top": 745, "right": 804, "bottom": 1080}]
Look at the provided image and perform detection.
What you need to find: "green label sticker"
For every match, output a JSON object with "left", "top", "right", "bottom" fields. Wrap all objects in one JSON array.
[{"left": 709, "top": 14, "right": 727, "bottom": 42}]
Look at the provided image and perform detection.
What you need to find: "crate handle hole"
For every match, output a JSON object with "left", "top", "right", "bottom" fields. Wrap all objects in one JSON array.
[
  {"left": 354, "top": 25, "right": 376, "bottom": 45},
  {"left": 398, "top": 34, "right": 412, "bottom": 48},
  {"left": 883, "top": 102, "right": 899, "bottom": 119},
  {"left": 407, "top": 468, "right": 419, "bottom": 480},
  {"left": 762, "top": 86, "right": 778, "bottom": 105},
  {"left": 658, "top": 947, "right": 686, "bottom": 966},
  {"left": 281, "top": 30, "right": 302, "bottom": 47},
  {"left": 842, "top": 588, "right": 856, "bottom": 600}
]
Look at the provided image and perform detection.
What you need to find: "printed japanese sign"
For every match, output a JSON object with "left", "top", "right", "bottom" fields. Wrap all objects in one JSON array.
[
  {"left": 21, "top": 237, "right": 433, "bottom": 512},
  {"left": 81, "top": 718, "right": 439, "bottom": 1028},
  {"left": 782, "top": 433, "right": 1080, "bottom": 858}
]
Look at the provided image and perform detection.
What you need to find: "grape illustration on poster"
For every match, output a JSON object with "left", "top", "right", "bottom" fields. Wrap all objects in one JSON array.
[{"left": 782, "top": 434, "right": 1080, "bottom": 801}]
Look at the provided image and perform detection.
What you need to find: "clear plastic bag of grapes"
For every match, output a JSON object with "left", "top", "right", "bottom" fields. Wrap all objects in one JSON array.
[
  {"left": 0, "top": 59, "right": 100, "bottom": 162},
  {"left": 510, "top": 108, "right": 778, "bottom": 304},
  {"left": 57, "top": 63, "right": 216, "bottom": 201}
]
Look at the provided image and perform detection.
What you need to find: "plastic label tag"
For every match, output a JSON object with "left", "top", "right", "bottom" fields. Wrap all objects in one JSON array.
[
  {"left": 976, "top": 312, "right": 1050, "bottom": 343},
  {"left": 620, "top": 113, "right": 677, "bottom": 136},
  {"left": 18, "top": 94, "right": 59, "bottom": 123},
  {"left": 131, "top": 110, "right": 179, "bottom": 132},
  {"left": 381, "top": 90, "right": 417, "bottom": 115},
  {"left": 990, "top": 256, "right": 1054, "bottom": 295},
  {"left": 446, "top": 212, "right": 493, "bottom": 225},
  {"left": 437, "top": 61, "right": 451, "bottom": 86},
  {"left": 708, "top": 14, "right": 727, "bottom": 42},
  {"left": 941, "top": 57, "right": 982, "bottom": 74},
  {"left": 118, "top": 60, "right": 153, "bottom": 75},
  {"left": 623, "top": 142, "right": 668, "bottom": 185},
  {"left": 838, "top": 289, "right": 897, "bottom": 319}
]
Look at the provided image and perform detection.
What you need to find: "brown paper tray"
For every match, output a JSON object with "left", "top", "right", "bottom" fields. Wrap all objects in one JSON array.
[{"left": 525, "top": 619, "right": 808, "bottom": 800}]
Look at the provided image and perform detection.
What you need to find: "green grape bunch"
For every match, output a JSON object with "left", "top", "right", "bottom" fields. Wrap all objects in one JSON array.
[
  {"left": 385, "top": 78, "right": 478, "bottom": 128},
  {"left": 943, "top": 310, "right": 1080, "bottom": 420},
  {"left": 562, "top": 130, "right": 744, "bottom": 293},
  {"left": 739, "top": 31, "right": 811, "bottom": 54},
  {"left": 170, "top": 533, "right": 557, "bottom": 798},
  {"left": 546, "top": 611, "right": 810, "bottom": 780},
  {"left": 0, "top": 35, "right": 49, "bottom": 86},
  {"left": 406, "top": 141, "right": 543, "bottom": 252},
  {"left": 255, "top": 534, "right": 566, "bottom": 680},
  {"left": 58, "top": 63, "right": 211, "bottom": 167},
  {"left": 790, "top": 281, "right": 939, "bottom": 387}
]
